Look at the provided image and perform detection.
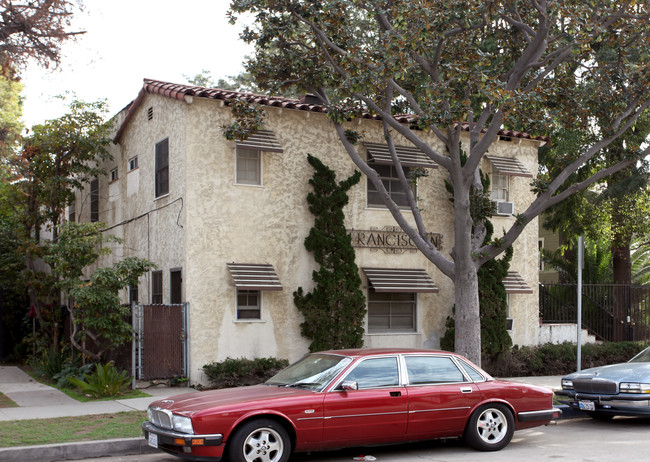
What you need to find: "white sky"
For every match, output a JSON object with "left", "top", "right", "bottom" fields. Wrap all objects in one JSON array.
[{"left": 20, "top": 1, "right": 253, "bottom": 128}]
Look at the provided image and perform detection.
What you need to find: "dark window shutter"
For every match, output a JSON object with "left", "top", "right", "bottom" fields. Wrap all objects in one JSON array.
[
  {"left": 155, "top": 139, "right": 169, "bottom": 197},
  {"left": 90, "top": 179, "right": 99, "bottom": 222}
]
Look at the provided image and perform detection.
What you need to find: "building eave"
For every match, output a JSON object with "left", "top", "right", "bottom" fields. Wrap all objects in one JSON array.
[{"left": 113, "top": 78, "right": 551, "bottom": 145}]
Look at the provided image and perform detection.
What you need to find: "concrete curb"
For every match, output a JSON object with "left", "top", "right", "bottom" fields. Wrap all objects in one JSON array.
[{"left": 0, "top": 437, "right": 158, "bottom": 462}]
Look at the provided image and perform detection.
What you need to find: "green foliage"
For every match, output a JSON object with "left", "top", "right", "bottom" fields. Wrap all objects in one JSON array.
[
  {"left": 294, "top": 154, "right": 366, "bottom": 352},
  {"left": 53, "top": 362, "right": 93, "bottom": 389},
  {"left": 0, "top": 73, "right": 24, "bottom": 159},
  {"left": 39, "top": 221, "right": 156, "bottom": 361},
  {"left": 13, "top": 97, "right": 113, "bottom": 229},
  {"left": 484, "top": 342, "right": 646, "bottom": 377},
  {"left": 202, "top": 357, "right": 289, "bottom": 388},
  {"left": 541, "top": 235, "right": 614, "bottom": 284},
  {"left": 2, "top": 98, "right": 114, "bottom": 357},
  {"left": 67, "top": 255, "right": 156, "bottom": 360},
  {"left": 67, "top": 362, "right": 131, "bottom": 398},
  {"left": 30, "top": 349, "right": 69, "bottom": 381},
  {"left": 221, "top": 99, "right": 267, "bottom": 141}
]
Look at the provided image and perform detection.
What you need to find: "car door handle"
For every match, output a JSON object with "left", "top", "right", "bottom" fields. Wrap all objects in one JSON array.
[
  {"left": 460, "top": 387, "right": 473, "bottom": 393},
  {"left": 390, "top": 391, "right": 402, "bottom": 397}
]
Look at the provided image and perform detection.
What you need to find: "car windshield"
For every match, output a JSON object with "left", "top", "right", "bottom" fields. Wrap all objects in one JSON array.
[
  {"left": 266, "top": 354, "right": 352, "bottom": 391},
  {"left": 629, "top": 347, "right": 650, "bottom": 363}
]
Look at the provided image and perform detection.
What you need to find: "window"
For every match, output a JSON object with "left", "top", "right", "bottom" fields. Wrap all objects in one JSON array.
[
  {"left": 490, "top": 173, "right": 509, "bottom": 201},
  {"left": 343, "top": 357, "right": 399, "bottom": 389},
  {"left": 128, "top": 156, "right": 138, "bottom": 171},
  {"left": 237, "top": 290, "right": 261, "bottom": 320},
  {"left": 367, "top": 290, "right": 416, "bottom": 333},
  {"left": 236, "top": 148, "right": 261, "bottom": 185},
  {"left": 405, "top": 356, "right": 466, "bottom": 384},
  {"left": 110, "top": 168, "right": 118, "bottom": 182},
  {"left": 151, "top": 270, "right": 163, "bottom": 304},
  {"left": 170, "top": 269, "right": 182, "bottom": 304},
  {"left": 538, "top": 238, "right": 545, "bottom": 271},
  {"left": 90, "top": 178, "right": 99, "bottom": 222},
  {"left": 456, "top": 358, "right": 486, "bottom": 382},
  {"left": 367, "top": 161, "right": 414, "bottom": 207},
  {"left": 129, "top": 284, "right": 139, "bottom": 305},
  {"left": 68, "top": 201, "right": 76, "bottom": 223},
  {"left": 155, "top": 139, "right": 169, "bottom": 197}
]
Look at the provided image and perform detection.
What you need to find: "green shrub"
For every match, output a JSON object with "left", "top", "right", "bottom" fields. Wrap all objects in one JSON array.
[
  {"left": 30, "top": 349, "right": 68, "bottom": 381},
  {"left": 53, "top": 362, "right": 94, "bottom": 389},
  {"left": 202, "top": 357, "right": 289, "bottom": 388},
  {"left": 483, "top": 341, "right": 647, "bottom": 377},
  {"left": 67, "top": 362, "right": 131, "bottom": 398}
]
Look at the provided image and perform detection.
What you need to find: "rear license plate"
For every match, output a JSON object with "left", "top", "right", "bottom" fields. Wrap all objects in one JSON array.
[
  {"left": 148, "top": 432, "right": 158, "bottom": 448},
  {"left": 579, "top": 400, "right": 595, "bottom": 411}
]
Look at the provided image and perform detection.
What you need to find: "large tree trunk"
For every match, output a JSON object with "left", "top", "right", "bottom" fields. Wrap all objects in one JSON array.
[
  {"left": 454, "top": 266, "right": 482, "bottom": 366},
  {"left": 611, "top": 207, "right": 632, "bottom": 341},
  {"left": 452, "top": 171, "right": 482, "bottom": 366}
]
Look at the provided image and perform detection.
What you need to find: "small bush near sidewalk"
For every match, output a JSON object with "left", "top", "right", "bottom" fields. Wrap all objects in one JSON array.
[
  {"left": 483, "top": 341, "right": 647, "bottom": 377},
  {"left": 67, "top": 362, "right": 131, "bottom": 398},
  {"left": 202, "top": 357, "right": 289, "bottom": 388}
]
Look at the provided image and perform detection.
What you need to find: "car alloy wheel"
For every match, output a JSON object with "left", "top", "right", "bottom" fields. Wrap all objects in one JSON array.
[
  {"left": 463, "top": 403, "right": 514, "bottom": 451},
  {"left": 228, "top": 418, "right": 291, "bottom": 462}
]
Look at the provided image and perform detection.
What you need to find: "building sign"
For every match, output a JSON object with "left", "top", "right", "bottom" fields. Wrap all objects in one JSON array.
[{"left": 348, "top": 226, "right": 443, "bottom": 254}]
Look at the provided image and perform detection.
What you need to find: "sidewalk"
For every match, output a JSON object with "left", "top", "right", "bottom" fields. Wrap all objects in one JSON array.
[
  {"left": 0, "top": 365, "right": 183, "bottom": 462},
  {"left": 0, "top": 366, "right": 572, "bottom": 462}
]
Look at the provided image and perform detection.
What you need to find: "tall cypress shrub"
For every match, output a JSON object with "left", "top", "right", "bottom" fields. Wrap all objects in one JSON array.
[{"left": 294, "top": 154, "right": 366, "bottom": 352}]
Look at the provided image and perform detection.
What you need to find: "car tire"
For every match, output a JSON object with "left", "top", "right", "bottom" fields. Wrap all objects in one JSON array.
[
  {"left": 227, "top": 418, "right": 291, "bottom": 462},
  {"left": 463, "top": 403, "right": 515, "bottom": 451},
  {"left": 587, "top": 411, "right": 614, "bottom": 421}
]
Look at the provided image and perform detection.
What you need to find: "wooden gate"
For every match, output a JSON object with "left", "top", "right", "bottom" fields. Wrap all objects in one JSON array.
[{"left": 134, "top": 303, "right": 188, "bottom": 380}]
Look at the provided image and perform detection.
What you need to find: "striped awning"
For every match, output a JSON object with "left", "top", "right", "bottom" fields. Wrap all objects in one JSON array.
[
  {"left": 235, "top": 130, "right": 283, "bottom": 153},
  {"left": 485, "top": 155, "right": 531, "bottom": 177},
  {"left": 227, "top": 263, "right": 283, "bottom": 291},
  {"left": 363, "top": 267, "right": 439, "bottom": 293},
  {"left": 503, "top": 271, "right": 533, "bottom": 294},
  {"left": 364, "top": 142, "right": 437, "bottom": 169}
]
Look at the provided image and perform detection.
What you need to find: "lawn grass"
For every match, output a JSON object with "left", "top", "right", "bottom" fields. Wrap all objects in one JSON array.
[
  {"left": 0, "top": 411, "right": 147, "bottom": 447},
  {"left": 0, "top": 392, "right": 18, "bottom": 408}
]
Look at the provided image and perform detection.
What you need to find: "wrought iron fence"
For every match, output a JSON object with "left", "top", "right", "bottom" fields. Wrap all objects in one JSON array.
[{"left": 539, "top": 284, "right": 650, "bottom": 342}]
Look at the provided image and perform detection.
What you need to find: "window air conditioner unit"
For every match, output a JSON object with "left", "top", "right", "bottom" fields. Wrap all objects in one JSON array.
[{"left": 495, "top": 201, "right": 514, "bottom": 216}]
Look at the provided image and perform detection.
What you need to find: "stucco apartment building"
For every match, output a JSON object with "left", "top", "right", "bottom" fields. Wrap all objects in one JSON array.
[{"left": 76, "top": 79, "right": 546, "bottom": 384}]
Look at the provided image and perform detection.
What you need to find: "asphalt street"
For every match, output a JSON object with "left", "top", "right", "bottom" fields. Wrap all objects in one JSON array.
[{"left": 70, "top": 416, "right": 650, "bottom": 462}]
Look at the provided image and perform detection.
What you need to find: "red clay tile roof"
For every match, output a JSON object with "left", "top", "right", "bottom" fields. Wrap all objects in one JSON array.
[{"left": 113, "top": 78, "right": 550, "bottom": 144}]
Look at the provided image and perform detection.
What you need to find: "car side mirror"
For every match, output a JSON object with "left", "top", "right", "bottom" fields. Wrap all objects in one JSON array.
[{"left": 341, "top": 380, "right": 358, "bottom": 391}]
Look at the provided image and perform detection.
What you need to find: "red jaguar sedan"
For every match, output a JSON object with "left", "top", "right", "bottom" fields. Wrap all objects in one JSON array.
[{"left": 143, "top": 348, "right": 560, "bottom": 462}]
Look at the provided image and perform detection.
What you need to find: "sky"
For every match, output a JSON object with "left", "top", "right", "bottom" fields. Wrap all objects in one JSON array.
[{"left": 20, "top": 1, "right": 253, "bottom": 128}]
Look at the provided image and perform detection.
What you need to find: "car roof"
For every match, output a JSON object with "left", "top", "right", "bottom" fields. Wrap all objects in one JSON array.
[{"left": 316, "top": 348, "right": 457, "bottom": 358}]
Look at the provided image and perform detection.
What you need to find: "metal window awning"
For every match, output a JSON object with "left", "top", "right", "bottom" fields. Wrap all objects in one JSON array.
[
  {"left": 363, "top": 267, "right": 439, "bottom": 293},
  {"left": 503, "top": 271, "right": 533, "bottom": 294},
  {"left": 235, "top": 130, "right": 284, "bottom": 153},
  {"left": 485, "top": 155, "right": 531, "bottom": 177},
  {"left": 227, "top": 263, "right": 283, "bottom": 291},
  {"left": 364, "top": 142, "right": 437, "bottom": 169}
]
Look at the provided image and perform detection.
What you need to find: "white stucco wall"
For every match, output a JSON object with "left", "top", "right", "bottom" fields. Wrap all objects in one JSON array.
[{"left": 94, "top": 91, "right": 543, "bottom": 384}]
